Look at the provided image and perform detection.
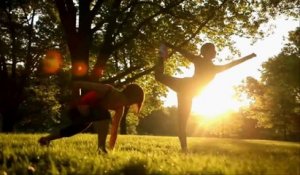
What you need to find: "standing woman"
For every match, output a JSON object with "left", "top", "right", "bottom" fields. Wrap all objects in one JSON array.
[
  {"left": 38, "top": 82, "right": 144, "bottom": 153},
  {"left": 155, "top": 42, "right": 256, "bottom": 152}
]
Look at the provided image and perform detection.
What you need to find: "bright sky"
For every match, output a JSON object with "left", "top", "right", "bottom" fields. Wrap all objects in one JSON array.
[{"left": 163, "top": 16, "right": 299, "bottom": 119}]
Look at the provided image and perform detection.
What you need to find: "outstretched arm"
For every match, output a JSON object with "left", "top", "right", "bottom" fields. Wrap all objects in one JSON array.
[
  {"left": 215, "top": 53, "right": 256, "bottom": 73},
  {"left": 164, "top": 42, "right": 199, "bottom": 62},
  {"left": 109, "top": 107, "right": 125, "bottom": 150},
  {"left": 72, "top": 81, "right": 112, "bottom": 96}
]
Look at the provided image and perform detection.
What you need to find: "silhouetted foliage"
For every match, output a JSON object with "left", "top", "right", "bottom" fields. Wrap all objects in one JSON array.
[
  {"left": 236, "top": 28, "right": 300, "bottom": 140},
  {"left": 0, "top": 0, "right": 66, "bottom": 131},
  {"left": 138, "top": 107, "right": 178, "bottom": 136}
]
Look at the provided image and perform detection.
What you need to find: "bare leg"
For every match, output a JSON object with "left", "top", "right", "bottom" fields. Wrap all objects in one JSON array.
[
  {"left": 177, "top": 94, "right": 192, "bottom": 152},
  {"left": 94, "top": 119, "right": 110, "bottom": 153},
  {"left": 155, "top": 56, "right": 188, "bottom": 93},
  {"left": 38, "top": 122, "right": 92, "bottom": 146}
]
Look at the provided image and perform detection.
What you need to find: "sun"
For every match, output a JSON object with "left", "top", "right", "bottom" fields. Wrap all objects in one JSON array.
[{"left": 191, "top": 76, "right": 242, "bottom": 120}]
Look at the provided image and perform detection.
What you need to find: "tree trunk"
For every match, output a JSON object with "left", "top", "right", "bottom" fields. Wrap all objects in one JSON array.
[
  {"left": 1, "top": 108, "right": 18, "bottom": 132},
  {"left": 283, "top": 125, "right": 287, "bottom": 140},
  {"left": 0, "top": 84, "right": 22, "bottom": 132},
  {"left": 0, "top": 76, "right": 24, "bottom": 132},
  {"left": 0, "top": 113, "right": 3, "bottom": 132}
]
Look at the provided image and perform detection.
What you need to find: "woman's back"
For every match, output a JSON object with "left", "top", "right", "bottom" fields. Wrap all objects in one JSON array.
[{"left": 192, "top": 58, "right": 218, "bottom": 90}]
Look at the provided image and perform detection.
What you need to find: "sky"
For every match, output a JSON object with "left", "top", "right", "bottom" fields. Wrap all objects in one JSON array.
[{"left": 163, "top": 15, "right": 299, "bottom": 118}]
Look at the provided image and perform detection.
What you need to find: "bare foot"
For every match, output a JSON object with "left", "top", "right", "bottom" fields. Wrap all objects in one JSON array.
[{"left": 97, "top": 147, "right": 108, "bottom": 154}]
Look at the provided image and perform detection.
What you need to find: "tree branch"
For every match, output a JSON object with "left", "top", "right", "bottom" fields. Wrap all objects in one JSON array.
[
  {"left": 100, "top": 66, "right": 141, "bottom": 84},
  {"left": 114, "top": 0, "right": 185, "bottom": 50},
  {"left": 180, "top": 0, "right": 228, "bottom": 47},
  {"left": 115, "top": 66, "right": 155, "bottom": 87},
  {"left": 90, "top": 0, "right": 104, "bottom": 19}
]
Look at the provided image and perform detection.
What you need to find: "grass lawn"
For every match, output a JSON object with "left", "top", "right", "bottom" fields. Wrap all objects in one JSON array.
[{"left": 0, "top": 134, "right": 299, "bottom": 175}]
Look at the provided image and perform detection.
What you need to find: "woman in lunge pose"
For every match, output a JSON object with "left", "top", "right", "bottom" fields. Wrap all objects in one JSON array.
[
  {"left": 39, "top": 81, "right": 144, "bottom": 153},
  {"left": 155, "top": 42, "right": 256, "bottom": 152}
]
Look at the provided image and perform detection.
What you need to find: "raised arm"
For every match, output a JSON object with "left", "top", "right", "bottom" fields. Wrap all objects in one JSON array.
[
  {"left": 109, "top": 107, "right": 125, "bottom": 150},
  {"left": 164, "top": 42, "right": 199, "bottom": 62},
  {"left": 72, "top": 81, "right": 112, "bottom": 96},
  {"left": 215, "top": 53, "right": 256, "bottom": 73}
]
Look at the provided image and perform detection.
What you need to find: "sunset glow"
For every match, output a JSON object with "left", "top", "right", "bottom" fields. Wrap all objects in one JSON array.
[{"left": 192, "top": 82, "right": 240, "bottom": 118}]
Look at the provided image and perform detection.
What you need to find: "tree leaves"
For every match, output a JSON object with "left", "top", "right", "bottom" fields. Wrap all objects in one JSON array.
[{"left": 236, "top": 28, "right": 300, "bottom": 139}]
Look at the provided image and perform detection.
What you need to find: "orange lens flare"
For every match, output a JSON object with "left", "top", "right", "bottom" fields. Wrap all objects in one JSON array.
[
  {"left": 72, "top": 62, "right": 88, "bottom": 77},
  {"left": 42, "top": 50, "right": 62, "bottom": 74}
]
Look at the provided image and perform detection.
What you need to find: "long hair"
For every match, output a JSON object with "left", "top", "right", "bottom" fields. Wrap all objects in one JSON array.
[{"left": 122, "top": 84, "right": 145, "bottom": 113}]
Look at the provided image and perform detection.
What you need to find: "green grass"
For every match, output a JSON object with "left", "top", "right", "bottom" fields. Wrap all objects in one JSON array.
[{"left": 0, "top": 134, "right": 299, "bottom": 175}]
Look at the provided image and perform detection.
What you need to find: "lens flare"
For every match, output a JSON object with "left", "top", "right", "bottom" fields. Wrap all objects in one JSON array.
[
  {"left": 72, "top": 62, "right": 88, "bottom": 77},
  {"left": 42, "top": 50, "right": 63, "bottom": 74}
]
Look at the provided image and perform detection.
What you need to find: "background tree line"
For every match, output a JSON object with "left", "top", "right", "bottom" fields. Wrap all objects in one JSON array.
[{"left": 0, "top": 0, "right": 298, "bottom": 140}]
